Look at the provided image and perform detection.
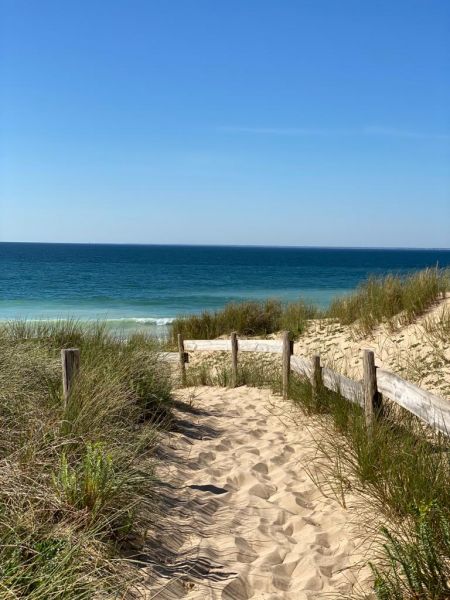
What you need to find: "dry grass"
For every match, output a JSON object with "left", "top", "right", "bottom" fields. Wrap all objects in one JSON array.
[
  {"left": 283, "top": 376, "right": 450, "bottom": 599},
  {"left": 170, "top": 269, "right": 449, "bottom": 346},
  {"left": 327, "top": 267, "right": 449, "bottom": 336},
  {"left": 0, "top": 320, "right": 173, "bottom": 597},
  {"left": 170, "top": 299, "right": 319, "bottom": 343}
]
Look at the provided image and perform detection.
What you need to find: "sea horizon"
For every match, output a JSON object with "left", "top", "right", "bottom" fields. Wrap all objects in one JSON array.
[
  {"left": 2, "top": 240, "right": 450, "bottom": 250},
  {"left": 2, "top": 242, "right": 450, "bottom": 336}
]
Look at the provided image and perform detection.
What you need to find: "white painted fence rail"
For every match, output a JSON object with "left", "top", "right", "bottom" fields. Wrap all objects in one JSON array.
[
  {"left": 377, "top": 369, "right": 450, "bottom": 436},
  {"left": 322, "top": 367, "right": 364, "bottom": 408},
  {"left": 163, "top": 333, "right": 450, "bottom": 435},
  {"left": 290, "top": 355, "right": 312, "bottom": 378},
  {"left": 183, "top": 339, "right": 283, "bottom": 353}
]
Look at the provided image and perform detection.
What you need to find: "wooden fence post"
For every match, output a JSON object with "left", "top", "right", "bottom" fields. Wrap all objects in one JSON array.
[
  {"left": 177, "top": 334, "right": 188, "bottom": 386},
  {"left": 230, "top": 332, "right": 238, "bottom": 387},
  {"left": 61, "top": 348, "right": 80, "bottom": 404},
  {"left": 282, "top": 331, "right": 291, "bottom": 399},
  {"left": 363, "top": 349, "right": 381, "bottom": 429},
  {"left": 311, "top": 354, "right": 322, "bottom": 400}
]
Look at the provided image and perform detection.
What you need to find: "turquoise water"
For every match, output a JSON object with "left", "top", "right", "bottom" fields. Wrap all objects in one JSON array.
[{"left": 1, "top": 243, "right": 449, "bottom": 336}]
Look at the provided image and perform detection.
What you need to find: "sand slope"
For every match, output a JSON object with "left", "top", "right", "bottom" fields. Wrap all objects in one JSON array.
[
  {"left": 142, "top": 386, "right": 373, "bottom": 599},
  {"left": 294, "top": 297, "right": 450, "bottom": 399}
]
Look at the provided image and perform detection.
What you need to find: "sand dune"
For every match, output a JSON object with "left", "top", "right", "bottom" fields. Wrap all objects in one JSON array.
[
  {"left": 293, "top": 297, "right": 450, "bottom": 399},
  {"left": 142, "top": 386, "right": 373, "bottom": 599},
  {"left": 186, "top": 298, "right": 450, "bottom": 401}
]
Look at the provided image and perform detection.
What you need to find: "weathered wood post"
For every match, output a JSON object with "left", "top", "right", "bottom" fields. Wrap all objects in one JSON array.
[
  {"left": 282, "top": 331, "right": 291, "bottom": 399},
  {"left": 311, "top": 354, "right": 322, "bottom": 401},
  {"left": 230, "top": 331, "right": 238, "bottom": 388},
  {"left": 363, "top": 349, "right": 381, "bottom": 430},
  {"left": 61, "top": 348, "right": 80, "bottom": 404},
  {"left": 177, "top": 334, "right": 188, "bottom": 386}
]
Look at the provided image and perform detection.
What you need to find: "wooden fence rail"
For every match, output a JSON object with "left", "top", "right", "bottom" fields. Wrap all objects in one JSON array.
[
  {"left": 60, "top": 333, "right": 450, "bottom": 436},
  {"left": 169, "top": 333, "right": 450, "bottom": 436}
]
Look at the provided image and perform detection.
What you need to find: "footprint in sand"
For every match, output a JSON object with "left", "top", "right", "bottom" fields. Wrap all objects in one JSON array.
[
  {"left": 197, "top": 451, "right": 216, "bottom": 466},
  {"left": 205, "top": 467, "right": 224, "bottom": 478},
  {"left": 251, "top": 462, "right": 269, "bottom": 475},
  {"left": 318, "top": 564, "right": 333, "bottom": 578},
  {"left": 270, "top": 454, "right": 289, "bottom": 466},
  {"left": 221, "top": 576, "right": 252, "bottom": 600},
  {"left": 294, "top": 494, "right": 314, "bottom": 510},
  {"left": 250, "top": 428, "right": 265, "bottom": 438},
  {"left": 234, "top": 537, "right": 258, "bottom": 563},
  {"left": 272, "top": 560, "right": 299, "bottom": 591},
  {"left": 314, "top": 532, "right": 331, "bottom": 548},
  {"left": 215, "top": 439, "right": 233, "bottom": 451},
  {"left": 234, "top": 446, "right": 260, "bottom": 458},
  {"left": 227, "top": 471, "right": 259, "bottom": 490},
  {"left": 248, "top": 482, "right": 277, "bottom": 499},
  {"left": 259, "top": 548, "right": 288, "bottom": 568},
  {"left": 272, "top": 510, "right": 288, "bottom": 526}
]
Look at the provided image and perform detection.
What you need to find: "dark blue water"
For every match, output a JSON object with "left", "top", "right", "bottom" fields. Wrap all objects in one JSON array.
[{"left": 1, "top": 243, "right": 449, "bottom": 334}]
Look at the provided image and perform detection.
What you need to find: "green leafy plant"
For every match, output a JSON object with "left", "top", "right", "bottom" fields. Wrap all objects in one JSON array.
[
  {"left": 54, "top": 443, "right": 118, "bottom": 515},
  {"left": 371, "top": 503, "right": 450, "bottom": 600}
]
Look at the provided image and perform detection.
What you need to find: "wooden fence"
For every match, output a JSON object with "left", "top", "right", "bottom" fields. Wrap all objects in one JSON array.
[
  {"left": 159, "top": 332, "right": 450, "bottom": 436},
  {"left": 60, "top": 334, "right": 450, "bottom": 435}
]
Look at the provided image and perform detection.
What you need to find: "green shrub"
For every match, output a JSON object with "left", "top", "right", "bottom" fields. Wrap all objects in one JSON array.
[{"left": 53, "top": 443, "right": 118, "bottom": 515}]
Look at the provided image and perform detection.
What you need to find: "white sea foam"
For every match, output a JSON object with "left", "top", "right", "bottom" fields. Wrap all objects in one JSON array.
[
  {"left": 0, "top": 317, "right": 175, "bottom": 326},
  {"left": 104, "top": 317, "right": 175, "bottom": 326}
]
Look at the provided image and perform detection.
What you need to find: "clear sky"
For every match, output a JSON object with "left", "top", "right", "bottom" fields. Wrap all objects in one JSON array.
[{"left": 1, "top": 0, "right": 449, "bottom": 247}]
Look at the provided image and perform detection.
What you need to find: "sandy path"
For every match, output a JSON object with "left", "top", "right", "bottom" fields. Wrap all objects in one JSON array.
[{"left": 142, "top": 386, "right": 373, "bottom": 599}]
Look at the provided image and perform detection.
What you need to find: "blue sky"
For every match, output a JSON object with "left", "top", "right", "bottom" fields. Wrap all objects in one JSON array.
[{"left": 1, "top": 0, "right": 449, "bottom": 247}]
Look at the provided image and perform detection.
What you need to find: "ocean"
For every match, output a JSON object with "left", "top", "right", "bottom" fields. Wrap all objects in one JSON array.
[{"left": 1, "top": 243, "right": 449, "bottom": 336}]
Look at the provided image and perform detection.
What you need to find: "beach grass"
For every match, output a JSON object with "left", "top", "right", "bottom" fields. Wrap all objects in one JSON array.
[
  {"left": 0, "top": 320, "right": 173, "bottom": 597},
  {"left": 171, "top": 299, "right": 318, "bottom": 343},
  {"left": 327, "top": 267, "right": 449, "bottom": 335},
  {"left": 170, "top": 268, "right": 449, "bottom": 344},
  {"left": 281, "top": 378, "right": 450, "bottom": 599}
]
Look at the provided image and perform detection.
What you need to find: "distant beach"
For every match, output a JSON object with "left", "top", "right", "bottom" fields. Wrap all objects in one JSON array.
[{"left": 1, "top": 242, "right": 449, "bottom": 336}]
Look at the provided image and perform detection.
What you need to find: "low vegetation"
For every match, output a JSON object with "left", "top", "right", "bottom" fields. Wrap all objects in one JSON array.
[
  {"left": 171, "top": 299, "right": 318, "bottom": 343},
  {"left": 303, "top": 384, "right": 450, "bottom": 600},
  {"left": 170, "top": 268, "right": 449, "bottom": 343},
  {"left": 424, "top": 304, "right": 450, "bottom": 344},
  {"left": 185, "top": 351, "right": 281, "bottom": 389},
  {"left": 328, "top": 267, "right": 449, "bottom": 335},
  {"left": 0, "top": 320, "right": 173, "bottom": 597}
]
